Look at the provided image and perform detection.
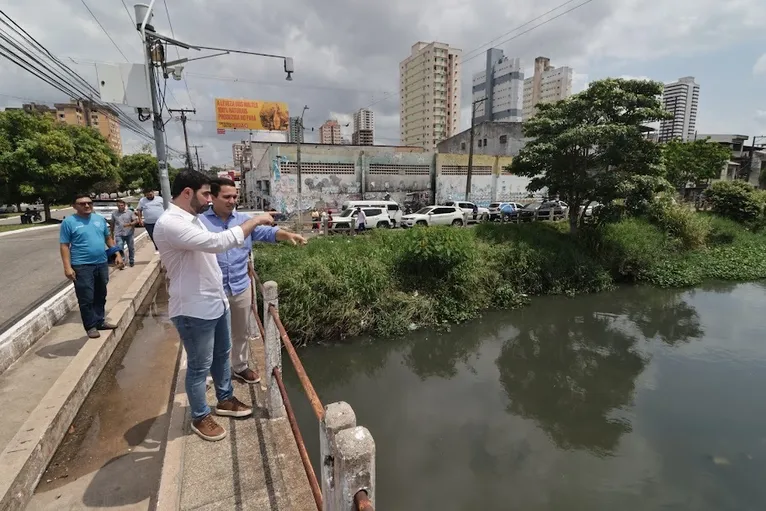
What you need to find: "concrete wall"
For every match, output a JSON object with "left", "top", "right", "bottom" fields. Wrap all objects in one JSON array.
[
  {"left": 243, "top": 143, "right": 432, "bottom": 213},
  {"left": 435, "top": 154, "right": 532, "bottom": 205},
  {"left": 437, "top": 121, "right": 528, "bottom": 157}
]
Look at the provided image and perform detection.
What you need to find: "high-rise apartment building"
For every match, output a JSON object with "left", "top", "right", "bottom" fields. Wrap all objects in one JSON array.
[
  {"left": 288, "top": 117, "right": 304, "bottom": 143},
  {"left": 472, "top": 48, "right": 524, "bottom": 123},
  {"left": 15, "top": 100, "right": 123, "bottom": 154},
  {"left": 522, "top": 57, "right": 573, "bottom": 120},
  {"left": 399, "top": 41, "right": 461, "bottom": 149},
  {"left": 319, "top": 120, "right": 342, "bottom": 144},
  {"left": 352, "top": 108, "right": 374, "bottom": 145},
  {"left": 232, "top": 141, "right": 246, "bottom": 166},
  {"left": 659, "top": 76, "right": 700, "bottom": 142}
]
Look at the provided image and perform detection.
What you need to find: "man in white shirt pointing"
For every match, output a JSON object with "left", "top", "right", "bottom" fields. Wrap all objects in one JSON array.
[{"left": 154, "top": 170, "right": 275, "bottom": 442}]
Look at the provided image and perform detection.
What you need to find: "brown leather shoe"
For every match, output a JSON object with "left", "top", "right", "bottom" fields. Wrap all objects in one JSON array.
[
  {"left": 86, "top": 328, "right": 100, "bottom": 339},
  {"left": 191, "top": 414, "right": 226, "bottom": 441},
  {"left": 233, "top": 368, "right": 261, "bottom": 385},
  {"left": 97, "top": 321, "right": 118, "bottom": 330},
  {"left": 215, "top": 397, "right": 253, "bottom": 418}
]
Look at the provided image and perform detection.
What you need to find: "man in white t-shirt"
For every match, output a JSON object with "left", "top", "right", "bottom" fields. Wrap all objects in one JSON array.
[
  {"left": 136, "top": 190, "right": 165, "bottom": 252},
  {"left": 355, "top": 207, "right": 367, "bottom": 234}
]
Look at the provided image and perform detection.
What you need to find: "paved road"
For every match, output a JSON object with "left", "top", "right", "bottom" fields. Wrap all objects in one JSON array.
[
  {"left": 0, "top": 224, "right": 144, "bottom": 329},
  {"left": 0, "top": 207, "right": 73, "bottom": 226}
]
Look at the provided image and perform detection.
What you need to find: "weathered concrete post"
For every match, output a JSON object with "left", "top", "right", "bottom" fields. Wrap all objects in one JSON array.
[
  {"left": 322, "top": 216, "right": 329, "bottom": 236},
  {"left": 351, "top": 217, "right": 356, "bottom": 236},
  {"left": 334, "top": 426, "right": 375, "bottom": 510},
  {"left": 262, "top": 281, "right": 284, "bottom": 418},
  {"left": 320, "top": 402, "right": 357, "bottom": 511}
]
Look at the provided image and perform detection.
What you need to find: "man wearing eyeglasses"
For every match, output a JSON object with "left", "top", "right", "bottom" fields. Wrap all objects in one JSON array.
[{"left": 59, "top": 193, "right": 124, "bottom": 339}]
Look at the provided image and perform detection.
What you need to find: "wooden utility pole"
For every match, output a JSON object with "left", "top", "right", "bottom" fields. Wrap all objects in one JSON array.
[
  {"left": 466, "top": 98, "right": 487, "bottom": 201},
  {"left": 168, "top": 108, "right": 197, "bottom": 170},
  {"left": 191, "top": 145, "right": 203, "bottom": 172}
]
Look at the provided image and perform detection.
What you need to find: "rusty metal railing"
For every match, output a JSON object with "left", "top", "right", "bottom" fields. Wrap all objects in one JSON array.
[{"left": 249, "top": 267, "right": 376, "bottom": 511}]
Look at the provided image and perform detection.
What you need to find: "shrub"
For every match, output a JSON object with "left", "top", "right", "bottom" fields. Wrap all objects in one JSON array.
[
  {"left": 705, "top": 180, "right": 765, "bottom": 224},
  {"left": 649, "top": 195, "right": 710, "bottom": 249},
  {"left": 585, "top": 218, "right": 668, "bottom": 281}
]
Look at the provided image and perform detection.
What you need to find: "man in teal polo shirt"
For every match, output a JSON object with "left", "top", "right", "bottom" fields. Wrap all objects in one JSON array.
[
  {"left": 60, "top": 193, "right": 123, "bottom": 338},
  {"left": 199, "top": 178, "right": 306, "bottom": 384}
]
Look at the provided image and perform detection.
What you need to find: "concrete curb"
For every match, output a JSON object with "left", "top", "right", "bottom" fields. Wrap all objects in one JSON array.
[
  {"left": 0, "top": 251, "right": 162, "bottom": 511},
  {"left": 155, "top": 342, "right": 188, "bottom": 511},
  {"left": 0, "top": 232, "right": 149, "bottom": 376},
  {"left": 0, "top": 224, "right": 59, "bottom": 237}
]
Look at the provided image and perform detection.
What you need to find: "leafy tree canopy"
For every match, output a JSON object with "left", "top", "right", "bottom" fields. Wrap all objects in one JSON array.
[
  {"left": 662, "top": 138, "right": 731, "bottom": 189},
  {"left": 511, "top": 78, "right": 671, "bottom": 233}
]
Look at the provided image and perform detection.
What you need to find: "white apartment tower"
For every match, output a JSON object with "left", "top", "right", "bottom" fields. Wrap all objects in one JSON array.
[
  {"left": 352, "top": 108, "right": 374, "bottom": 145},
  {"left": 472, "top": 48, "right": 524, "bottom": 123},
  {"left": 319, "top": 120, "right": 342, "bottom": 144},
  {"left": 522, "top": 56, "right": 573, "bottom": 120},
  {"left": 659, "top": 76, "right": 700, "bottom": 142},
  {"left": 399, "top": 41, "right": 462, "bottom": 149}
]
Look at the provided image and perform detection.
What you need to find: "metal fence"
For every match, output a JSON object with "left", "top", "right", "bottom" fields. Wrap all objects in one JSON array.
[{"left": 250, "top": 271, "right": 376, "bottom": 511}]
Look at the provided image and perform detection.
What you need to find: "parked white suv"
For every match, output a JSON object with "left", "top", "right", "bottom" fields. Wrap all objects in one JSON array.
[
  {"left": 400, "top": 205, "right": 465, "bottom": 227},
  {"left": 444, "top": 201, "right": 490, "bottom": 223},
  {"left": 332, "top": 207, "right": 392, "bottom": 231}
]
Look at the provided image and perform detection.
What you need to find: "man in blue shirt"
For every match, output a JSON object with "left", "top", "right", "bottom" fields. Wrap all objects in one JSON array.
[
  {"left": 60, "top": 193, "right": 123, "bottom": 339},
  {"left": 199, "top": 178, "right": 306, "bottom": 384}
]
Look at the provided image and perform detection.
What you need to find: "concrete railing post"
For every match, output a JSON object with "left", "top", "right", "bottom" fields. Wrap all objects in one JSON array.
[
  {"left": 322, "top": 216, "right": 329, "bottom": 236},
  {"left": 351, "top": 217, "right": 356, "bottom": 236},
  {"left": 320, "top": 401, "right": 376, "bottom": 511},
  {"left": 262, "top": 280, "right": 284, "bottom": 418}
]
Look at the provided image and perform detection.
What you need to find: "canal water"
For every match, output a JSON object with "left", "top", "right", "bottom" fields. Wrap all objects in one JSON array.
[{"left": 284, "top": 282, "right": 766, "bottom": 511}]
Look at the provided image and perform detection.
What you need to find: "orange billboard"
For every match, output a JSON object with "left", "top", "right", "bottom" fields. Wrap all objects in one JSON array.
[{"left": 214, "top": 98, "right": 289, "bottom": 131}]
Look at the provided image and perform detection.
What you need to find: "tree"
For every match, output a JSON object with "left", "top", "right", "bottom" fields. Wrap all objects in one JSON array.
[
  {"left": 704, "top": 180, "right": 765, "bottom": 224},
  {"left": 119, "top": 153, "right": 160, "bottom": 192},
  {"left": 0, "top": 110, "right": 53, "bottom": 209},
  {"left": 3, "top": 123, "right": 119, "bottom": 220},
  {"left": 662, "top": 138, "right": 731, "bottom": 190},
  {"left": 511, "top": 78, "right": 671, "bottom": 233}
]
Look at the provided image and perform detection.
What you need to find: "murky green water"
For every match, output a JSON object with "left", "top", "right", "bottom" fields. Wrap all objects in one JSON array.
[{"left": 285, "top": 282, "right": 766, "bottom": 510}]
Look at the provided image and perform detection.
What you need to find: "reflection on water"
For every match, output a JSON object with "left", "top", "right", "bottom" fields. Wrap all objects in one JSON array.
[{"left": 285, "top": 282, "right": 766, "bottom": 511}]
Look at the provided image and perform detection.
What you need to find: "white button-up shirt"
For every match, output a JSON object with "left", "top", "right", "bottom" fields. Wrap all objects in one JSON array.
[{"left": 154, "top": 203, "right": 247, "bottom": 319}]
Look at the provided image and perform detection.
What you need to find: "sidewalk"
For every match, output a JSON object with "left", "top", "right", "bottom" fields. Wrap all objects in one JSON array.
[
  {"left": 0, "top": 241, "right": 161, "bottom": 510},
  {"left": 158, "top": 336, "right": 316, "bottom": 510}
]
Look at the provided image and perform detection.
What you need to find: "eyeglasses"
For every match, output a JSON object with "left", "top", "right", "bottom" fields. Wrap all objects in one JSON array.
[{"left": 75, "top": 201, "right": 93, "bottom": 207}]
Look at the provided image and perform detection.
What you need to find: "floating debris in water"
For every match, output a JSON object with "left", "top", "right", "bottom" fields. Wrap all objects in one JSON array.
[{"left": 712, "top": 456, "right": 731, "bottom": 466}]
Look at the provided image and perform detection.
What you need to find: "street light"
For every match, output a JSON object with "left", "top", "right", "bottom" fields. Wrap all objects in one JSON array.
[{"left": 133, "top": 2, "right": 295, "bottom": 209}]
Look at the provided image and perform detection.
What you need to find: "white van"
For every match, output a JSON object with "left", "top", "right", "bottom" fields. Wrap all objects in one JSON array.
[{"left": 341, "top": 200, "right": 402, "bottom": 227}]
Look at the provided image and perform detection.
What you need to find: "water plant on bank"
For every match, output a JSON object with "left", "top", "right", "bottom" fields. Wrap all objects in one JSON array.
[{"left": 253, "top": 215, "right": 766, "bottom": 345}]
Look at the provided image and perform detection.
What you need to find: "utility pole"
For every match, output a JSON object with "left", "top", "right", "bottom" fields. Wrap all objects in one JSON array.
[
  {"left": 133, "top": 2, "right": 294, "bottom": 209},
  {"left": 168, "top": 108, "right": 197, "bottom": 170},
  {"left": 191, "top": 145, "right": 203, "bottom": 172},
  {"left": 296, "top": 105, "right": 309, "bottom": 232},
  {"left": 466, "top": 98, "right": 487, "bottom": 201}
]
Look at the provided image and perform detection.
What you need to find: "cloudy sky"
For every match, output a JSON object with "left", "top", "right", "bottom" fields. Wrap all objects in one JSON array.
[{"left": 1, "top": 0, "right": 765, "bottom": 167}]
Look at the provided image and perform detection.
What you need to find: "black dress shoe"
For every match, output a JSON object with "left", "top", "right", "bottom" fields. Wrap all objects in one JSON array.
[{"left": 97, "top": 321, "right": 118, "bottom": 330}]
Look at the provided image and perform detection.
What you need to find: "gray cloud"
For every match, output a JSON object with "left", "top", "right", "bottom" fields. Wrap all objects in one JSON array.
[{"left": 1, "top": 0, "right": 763, "bottom": 165}]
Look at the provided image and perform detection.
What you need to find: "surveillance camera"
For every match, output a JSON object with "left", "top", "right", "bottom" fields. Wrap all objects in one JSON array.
[
  {"left": 284, "top": 57, "right": 294, "bottom": 74},
  {"left": 285, "top": 71, "right": 293, "bottom": 81},
  {"left": 172, "top": 66, "right": 184, "bottom": 81}
]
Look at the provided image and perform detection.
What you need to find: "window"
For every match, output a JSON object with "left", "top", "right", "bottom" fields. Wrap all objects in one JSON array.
[
  {"left": 432, "top": 207, "right": 453, "bottom": 215},
  {"left": 460, "top": 142, "right": 466, "bottom": 150},
  {"left": 499, "top": 135, "right": 508, "bottom": 144},
  {"left": 478, "top": 139, "right": 483, "bottom": 147},
  {"left": 387, "top": 204, "right": 399, "bottom": 212},
  {"left": 483, "top": 138, "right": 487, "bottom": 146}
]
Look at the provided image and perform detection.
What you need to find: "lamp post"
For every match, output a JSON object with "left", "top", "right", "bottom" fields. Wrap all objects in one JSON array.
[
  {"left": 133, "top": 1, "right": 294, "bottom": 209},
  {"left": 465, "top": 97, "right": 487, "bottom": 201},
  {"left": 296, "top": 105, "right": 309, "bottom": 232}
]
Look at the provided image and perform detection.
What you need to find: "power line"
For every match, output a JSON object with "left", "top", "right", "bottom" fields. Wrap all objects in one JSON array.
[
  {"left": 185, "top": 72, "right": 388, "bottom": 95},
  {"left": 78, "top": 0, "right": 130, "bottom": 62},
  {"left": 361, "top": 0, "right": 595, "bottom": 111}
]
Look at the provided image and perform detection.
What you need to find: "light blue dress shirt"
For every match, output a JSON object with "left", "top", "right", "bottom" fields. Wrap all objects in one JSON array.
[{"left": 198, "top": 209, "right": 279, "bottom": 296}]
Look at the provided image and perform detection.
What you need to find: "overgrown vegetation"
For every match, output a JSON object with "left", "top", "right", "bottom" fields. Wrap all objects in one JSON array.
[{"left": 253, "top": 212, "right": 766, "bottom": 345}]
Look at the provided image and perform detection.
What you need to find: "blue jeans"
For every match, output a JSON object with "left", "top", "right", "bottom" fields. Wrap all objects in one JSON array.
[
  {"left": 72, "top": 263, "right": 109, "bottom": 331},
  {"left": 115, "top": 233, "right": 135, "bottom": 265},
  {"left": 171, "top": 310, "right": 234, "bottom": 420},
  {"left": 144, "top": 223, "right": 157, "bottom": 250}
]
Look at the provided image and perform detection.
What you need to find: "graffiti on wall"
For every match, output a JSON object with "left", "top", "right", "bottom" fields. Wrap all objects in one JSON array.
[{"left": 436, "top": 175, "right": 494, "bottom": 206}]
